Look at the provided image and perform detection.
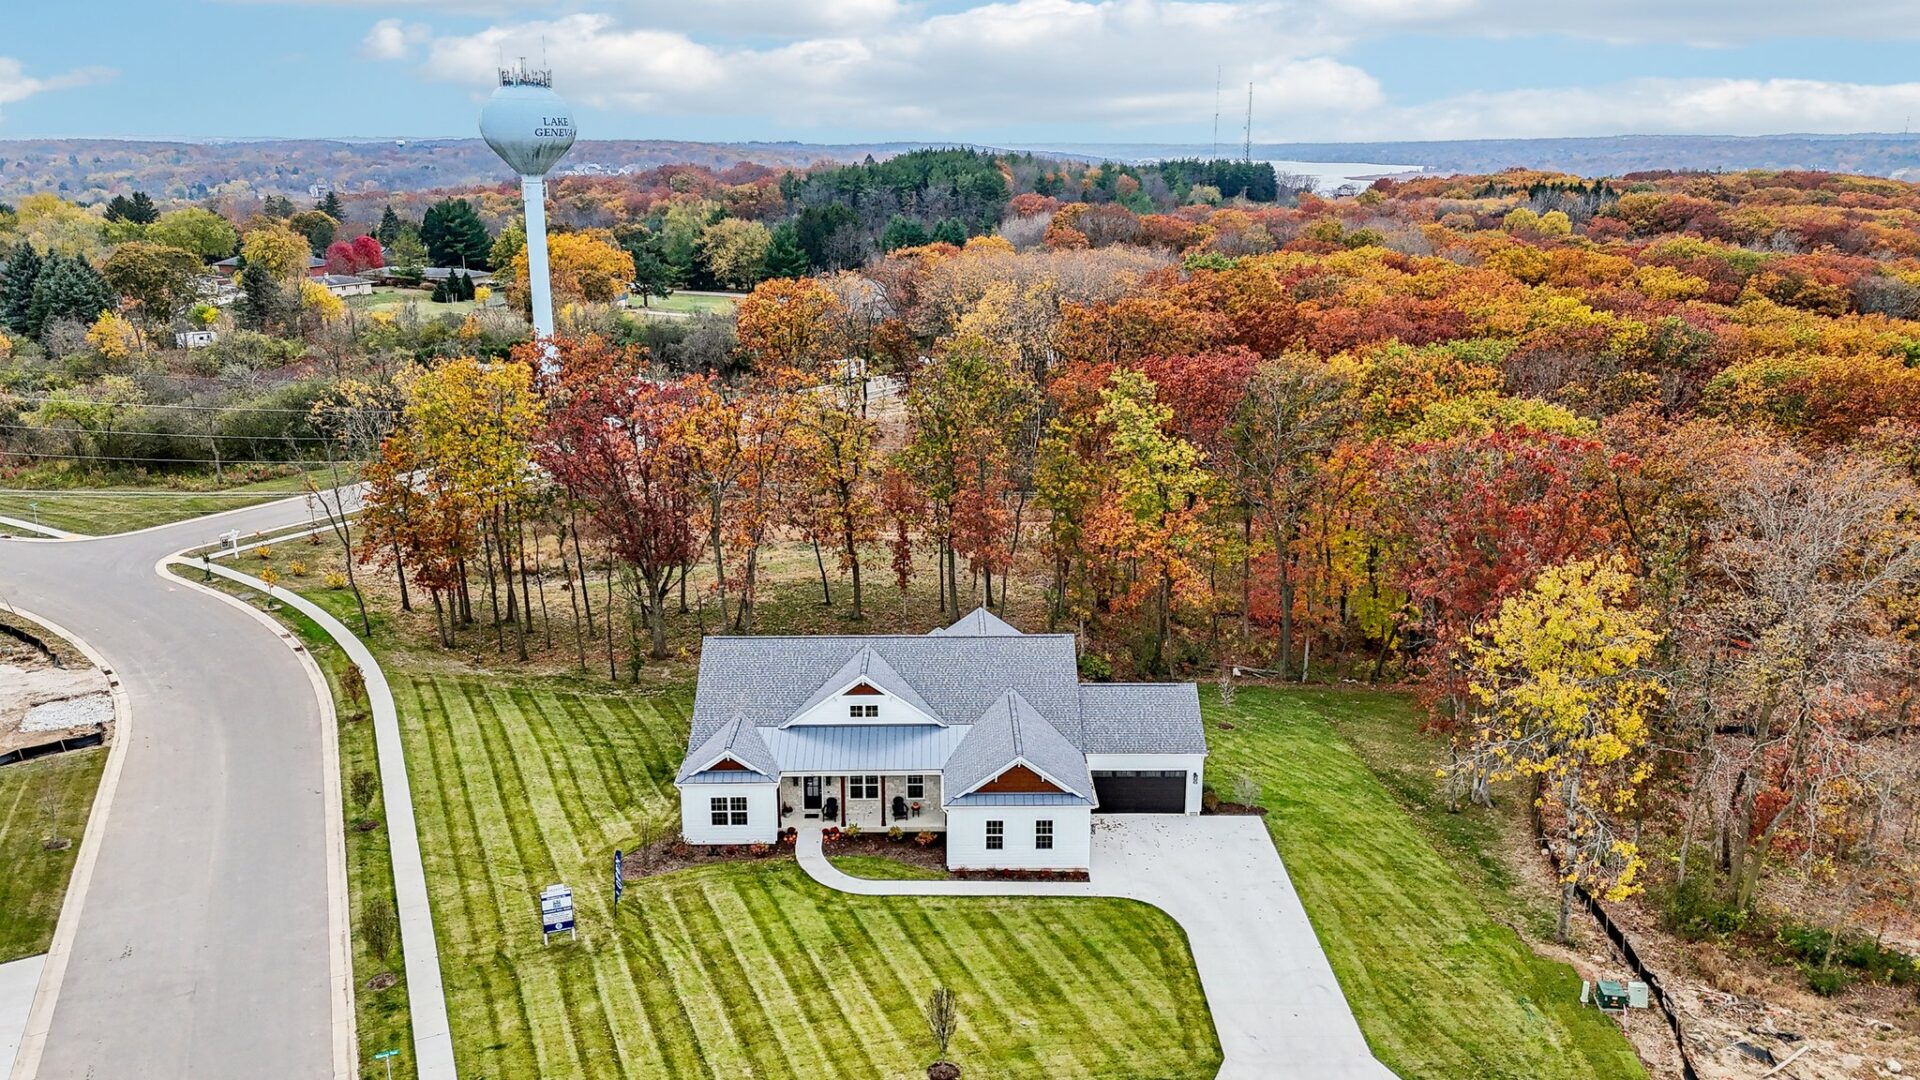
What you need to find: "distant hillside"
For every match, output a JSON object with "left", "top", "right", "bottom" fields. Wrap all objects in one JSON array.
[
  {"left": 0, "top": 138, "right": 961, "bottom": 204},
  {"left": 1029, "top": 134, "right": 1920, "bottom": 180}
]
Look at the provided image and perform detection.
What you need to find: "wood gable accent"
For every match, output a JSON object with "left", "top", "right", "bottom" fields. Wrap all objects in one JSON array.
[
  {"left": 844, "top": 681, "right": 884, "bottom": 696},
  {"left": 975, "top": 764, "right": 1063, "bottom": 795},
  {"left": 707, "top": 757, "right": 749, "bottom": 771}
]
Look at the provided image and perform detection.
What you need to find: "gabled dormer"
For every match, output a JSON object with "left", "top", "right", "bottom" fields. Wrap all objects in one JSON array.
[
  {"left": 942, "top": 691, "right": 1094, "bottom": 805},
  {"left": 781, "top": 646, "right": 945, "bottom": 727}
]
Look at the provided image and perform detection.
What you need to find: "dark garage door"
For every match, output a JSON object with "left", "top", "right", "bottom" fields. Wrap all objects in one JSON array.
[{"left": 1092, "top": 770, "right": 1187, "bottom": 813}]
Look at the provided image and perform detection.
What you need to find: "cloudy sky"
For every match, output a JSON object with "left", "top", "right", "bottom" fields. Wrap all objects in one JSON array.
[{"left": 8, "top": 0, "right": 1920, "bottom": 144}]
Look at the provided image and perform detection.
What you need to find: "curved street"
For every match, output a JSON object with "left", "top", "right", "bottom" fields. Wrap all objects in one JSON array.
[{"left": 1, "top": 494, "right": 356, "bottom": 1080}]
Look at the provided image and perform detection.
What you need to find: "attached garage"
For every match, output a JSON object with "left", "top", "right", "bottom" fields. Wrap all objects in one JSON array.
[{"left": 1091, "top": 769, "right": 1189, "bottom": 813}]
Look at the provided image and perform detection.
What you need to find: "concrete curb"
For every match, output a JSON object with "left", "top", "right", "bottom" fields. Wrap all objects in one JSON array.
[
  {"left": 184, "top": 560, "right": 459, "bottom": 1080},
  {"left": 158, "top": 559, "right": 358, "bottom": 1080},
  {"left": 3, "top": 608, "right": 130, "bottom": 1080}
]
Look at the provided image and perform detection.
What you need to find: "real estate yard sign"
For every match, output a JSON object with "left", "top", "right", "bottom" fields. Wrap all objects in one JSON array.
[{"left": 540, "top": 884, "right": 575, "bottom": 943}]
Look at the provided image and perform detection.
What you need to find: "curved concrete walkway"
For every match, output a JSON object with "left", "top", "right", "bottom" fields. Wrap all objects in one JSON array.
[
  {"left": 797, "top": 818, "right": 1398, "bottom": 1080},
  {"left": 191, "top": 558, "right": 457, "bottom": 1079}
]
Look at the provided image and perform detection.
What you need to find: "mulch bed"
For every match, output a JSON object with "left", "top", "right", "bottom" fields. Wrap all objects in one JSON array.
[
  {"left": 822, "top": 832, "right": 951, "bottom": 875},
  {"left": 622, "top": 837, "right": 789, "bottom": 881},
  {"left": 952, "top": 867, "right": 1090, "bottom": 883}
]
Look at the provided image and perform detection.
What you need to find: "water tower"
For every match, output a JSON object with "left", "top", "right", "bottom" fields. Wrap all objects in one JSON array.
[{"left": 480, "top": 61, "right": 576, "bottom": 345}]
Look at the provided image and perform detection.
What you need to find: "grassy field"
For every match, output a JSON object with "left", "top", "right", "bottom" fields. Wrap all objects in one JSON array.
[
  {"left": 0, "top": 467, "right": 333, "bottom": 535},
  {"left": 628, "top": 290, "right": 741, "bottom": 317},
  {"left": 348, "top": 286, "right": 488, "bottom": 317},
  {"left": 0, "top": 749, "right": 104, "bottom": 963},
  {"left": 389, "top": 671, "right": 1217, "bottom": 1080},
  {"left": 1208, "top": 686, "right": 1647, "bottom": 1080}
]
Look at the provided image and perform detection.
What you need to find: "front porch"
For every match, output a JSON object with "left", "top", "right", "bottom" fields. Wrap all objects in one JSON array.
[{"left": 779, "top": 773, "right": 946, "bottom": 832}]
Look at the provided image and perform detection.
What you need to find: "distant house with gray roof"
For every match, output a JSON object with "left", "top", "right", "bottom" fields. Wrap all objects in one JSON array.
[{"left": 675, "top": 607, "right": 1208, "bottom": 871}]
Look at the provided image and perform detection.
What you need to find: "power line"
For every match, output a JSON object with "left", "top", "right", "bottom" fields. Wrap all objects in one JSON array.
[
  {"left": 4, "top": 397, "right": 361, "bottom": 416},
  {"left": 0, "top": 423, "right": 334, "bottom": 443},
  {"left": 0, "top": 449, "right": 344, "bottom": 467}
]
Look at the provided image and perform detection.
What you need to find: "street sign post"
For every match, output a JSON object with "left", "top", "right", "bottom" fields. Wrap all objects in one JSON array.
[
  {"left": 540, "top": 883, "right": 575, "bottom": 943},
  {"left": 613, "top": 849, "right": 624, "bottom": 908},
  {"left": 373, "top": 1048, "right": 400, "bottom": 1080}
]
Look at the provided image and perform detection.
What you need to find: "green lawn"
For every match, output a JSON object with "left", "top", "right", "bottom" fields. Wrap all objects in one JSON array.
[
  {"left": 1208, "top": 686, "right": 1647, "bottom": 1080},
  {"left": 0, "top": 748, "right": 105, "bottom": 963},
  {"left": 827, "top": 854, "right": 951, "bottom": 881},
  {"left": 391, "top": 671, "right": 1217, "bottom": 1080},
  {"left": 349, "top": 286, "right": 488, "bottom": 317},
  {"left": 628, "top": 290, "right": 740, "bottom": 317},
  {"left": 0, "top": 467, "right": 333, "bottom": 535}
]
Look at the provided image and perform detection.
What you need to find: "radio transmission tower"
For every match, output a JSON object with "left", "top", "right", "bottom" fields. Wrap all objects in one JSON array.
[
  {"left": 1243, "top": 82, "right": 1253, "bottom": 163},
  {"left": 1211, "top": 67, "right": 1222, "bottom": 159}
]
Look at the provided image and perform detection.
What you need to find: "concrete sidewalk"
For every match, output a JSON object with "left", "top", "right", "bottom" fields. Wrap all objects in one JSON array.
[
  {"left": 796, "top": 817, "right": 1398, "bottom": 1080},
  {"left": 0, "top": 956, "right": 44, "bottom": 1079}
]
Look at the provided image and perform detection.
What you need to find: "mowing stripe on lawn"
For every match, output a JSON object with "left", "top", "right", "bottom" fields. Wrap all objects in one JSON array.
[
  {"left": 618, "top": 892, "right": 714, "bottom": 1080},
  {"left": 733, "top": 873, "right": 878, "bottom": 1073},
  {"left": 647, "top": 877, "right": 756, "bottom": 1076}
]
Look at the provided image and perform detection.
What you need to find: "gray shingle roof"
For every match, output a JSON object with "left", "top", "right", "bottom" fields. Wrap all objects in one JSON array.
[
  {"left": 1079, "top": 683, "right": 1209, "bottom": 755},
  {"left": 675, "top": 714, "right": 777, "bottom": 782},
  {"left": 782, "top": 645, "right": 941, "bottom": 724},
  {"left": 928, "top": 606, "right": 1023, "bottom": 636},
  {"left": 690, "top": 634, "right": 1083, "bottom": 746},
  {"left": 942, "top": 691, "right": 1093, "bottom": 803}
]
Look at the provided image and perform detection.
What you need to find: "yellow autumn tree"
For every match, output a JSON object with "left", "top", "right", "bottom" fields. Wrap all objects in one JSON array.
[
  {"left": 1449, "top": 554, "right": 1662, "bottom": 942},
  {"left": 298, "top": 280, "right": 345, "bottom": 322},
  {"left": 507, "top": 229, "right": 634, "bottom": 311},
  {"left": 242, "top": 224, "right": 313, "bottom": 281},
  {"left": 85, "top": 311, "right": 142, "bottom": 359}
]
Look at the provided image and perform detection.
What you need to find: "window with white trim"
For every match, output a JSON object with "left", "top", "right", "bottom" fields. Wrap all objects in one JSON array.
[
  {"left": 851, "top": 775, "right": 879, "bottom": 799},
  {"left": 906, "top": 775, "right": 925, "bottom": 798},
  {"left": 848, "top": 703, "right": 880, "bottom": 719},
  {"left": 1034, "top": 819, "right": 1054, "bottom": 850},
  {"left": 985, "top": 820, "right": 1005, "bottom": 850},
  {"left": 710, "top": 796, "right": 748, "bottom": 827}
]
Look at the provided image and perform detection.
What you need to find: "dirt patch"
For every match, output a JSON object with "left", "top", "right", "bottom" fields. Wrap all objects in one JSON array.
[
  {"left": 1, "top": 613, "right": 111, "bottom": 756},
  {"left": 366, "top": 972, "right": 398, "bottom": 992}
]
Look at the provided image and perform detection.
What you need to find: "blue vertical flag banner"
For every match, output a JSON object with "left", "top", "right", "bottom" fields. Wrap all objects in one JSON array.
[{"left": 613, "top": 849, "right": 624, "bottom": 907}]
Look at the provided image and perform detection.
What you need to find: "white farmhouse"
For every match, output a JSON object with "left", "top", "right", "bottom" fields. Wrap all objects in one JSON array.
[{"left": 675, "top": 607, "right": 1208, "bottom": 872}]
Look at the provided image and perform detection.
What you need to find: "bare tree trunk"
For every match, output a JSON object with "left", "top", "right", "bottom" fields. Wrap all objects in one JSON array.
[
  {"left": 604, "top": 537, "right": 617, "bottom": 681},
  {"left": 480, "top": 531, "right": 504, "bottom": 652},
  {"left": 568, "top": 507, "right": 594, "bottom": 636},
  {"left": 391, "top": 540, "right": 412, "bottom": 612},
  {"left": 813, "top": 537, "right": 833, "bottom": 605}
]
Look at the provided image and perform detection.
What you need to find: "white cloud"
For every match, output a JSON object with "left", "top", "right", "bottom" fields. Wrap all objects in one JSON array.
[
  {"left": 362, "top": 18, "right": 429, "bottom": 61},
  {"left": 0, "top": 58, "right": 114, "bottom": 121},
  {"left": 393, "top": 1, "right": 1373, "bottom": 134}
]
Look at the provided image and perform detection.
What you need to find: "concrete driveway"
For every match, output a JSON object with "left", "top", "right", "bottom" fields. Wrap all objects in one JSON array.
[
  {"left": 0, "top": 493, "right": 359, "bottom": 1080},
  {"left": 798, "top": 815, "right": 1396, "bottom": 1079}
]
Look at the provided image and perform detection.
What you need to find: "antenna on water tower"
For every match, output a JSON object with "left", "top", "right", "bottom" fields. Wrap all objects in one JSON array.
[{"left": 480, "top": 58, "right": 576, "bottom": 365}]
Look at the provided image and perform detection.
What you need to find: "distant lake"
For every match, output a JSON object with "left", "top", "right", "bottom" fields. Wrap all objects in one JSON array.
[{"left": 1259, "top": 159, "right": 1430, "bottom": 193}]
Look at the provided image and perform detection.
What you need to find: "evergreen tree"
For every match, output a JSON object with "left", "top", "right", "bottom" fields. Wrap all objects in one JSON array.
[
  {"left": 930, "top": 217, "right": 968, "bottom": 246},
  {"left": 430, "top": 276, "right": 450, "bottom": 303},
  {"left": 376, "top": 205, "right": 404, "bottom": 245},
  {"left": 628, "top": 243, "right": 676, "bottom": 305},
  {"left": 262, "top": 194, "right": 296, "bottom": 218},
  {"left": 234, "top": 260, "right": 285, "bottom": 331},
  {"left": 0, "top": 244, "right": 43, "bottom": 335},
  {"left": 26, "top": 253, "right": 114, "bottom": 341},
  {"left": 105, "top": 192, "right": 159, "bottom": 225},
  {"left": 420, "top": 199, "right": 491, "bottom": 269},
  {"left": 763, "top": 223, "right": 809, "bottom": 280},
  {"left": 880, "top": 215, "right": 930, "bottom": 251},
  {"left": 318, "top": 190, "right": 345, "bottom": 221}
]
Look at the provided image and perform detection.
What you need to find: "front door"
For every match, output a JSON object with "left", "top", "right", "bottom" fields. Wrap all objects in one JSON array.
[{"left": 803, "top": 777, "right": 823, "bottom": 816}]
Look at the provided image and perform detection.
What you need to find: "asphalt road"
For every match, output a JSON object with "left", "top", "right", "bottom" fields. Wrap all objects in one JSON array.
[{"left": 1, "top": 493, "right": 357, "bottom": 1080}]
